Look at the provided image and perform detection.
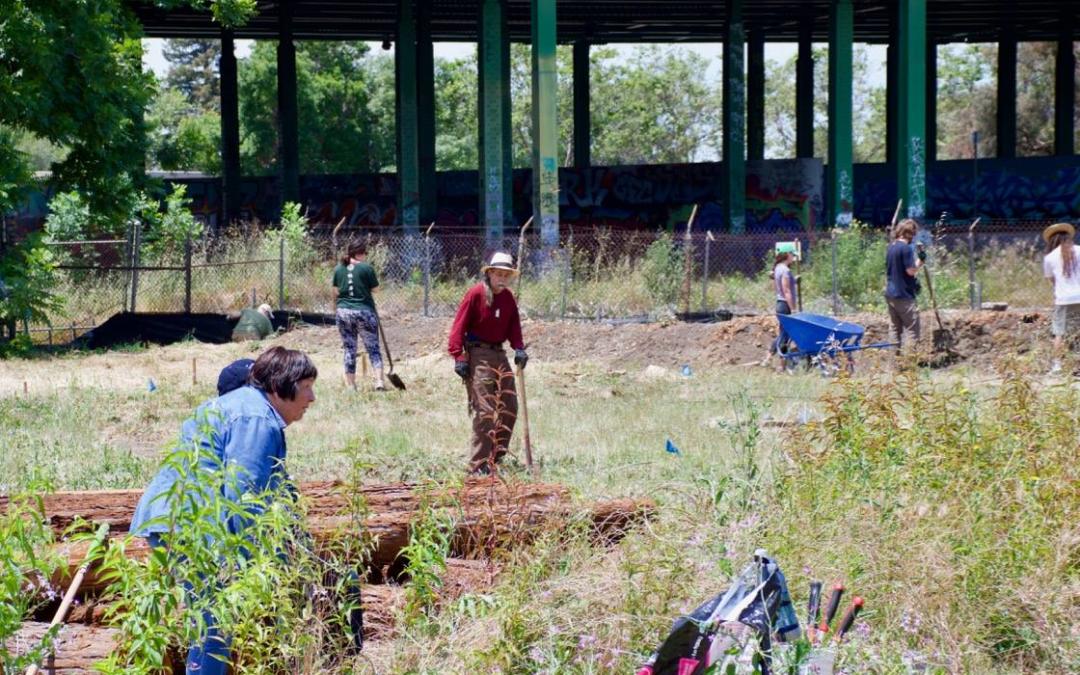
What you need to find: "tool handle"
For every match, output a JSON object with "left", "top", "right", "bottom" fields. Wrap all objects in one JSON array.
[
  {"left": 835, "top": 596, "right": 865, "bottom": 642},
  {"left": 516, "top": 364, "right": 535, "bottom": 475},
  {"left": 818, "top": 584, "right": 844, "bottom": 633},
  {"left": 807, "top": 581, "right": 823, "bottom": 626}
]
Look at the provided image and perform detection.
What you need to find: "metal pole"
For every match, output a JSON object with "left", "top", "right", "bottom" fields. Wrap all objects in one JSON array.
[
  {"left": 423, "top": 235, "right": 431, "bottom": 318},
  {"left": 560, "top": 251, "right": 569, "bottom": 319},
  {"left": 968, "top": 217, "right": 980, "bottom": 310},
  {"left": 121, "top": 222, "right": 132, "bottom": 313},
  {"left": 278, "top": 233, "right": 285, "bottom": 310},
  {"left": 701, "top": 231, "right": 712, "bottom": 311},
  {"left": 130, "top": 222, "right": 141, "bottom": 313},
  {"left": 831, "top": 229, "right": 840, "bottom": 315},
  {"left": 183, "top": 234, "right": 193, "bottom": 314}
]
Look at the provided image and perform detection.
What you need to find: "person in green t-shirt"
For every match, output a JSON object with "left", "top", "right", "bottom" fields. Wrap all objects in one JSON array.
[
  {"left": 332, "top": 240, "right": 385, "bottom": 390},
  {"left": 231, "top": 304, "right": 274, "bottom": 341}
]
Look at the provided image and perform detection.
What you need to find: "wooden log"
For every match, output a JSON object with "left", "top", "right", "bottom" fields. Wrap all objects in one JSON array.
[
  {"left": 6, "top": 623, "right": 122, "bottom": 674},
  {"left": 3, "top": 478, "right": 572, "bottom": 536}
]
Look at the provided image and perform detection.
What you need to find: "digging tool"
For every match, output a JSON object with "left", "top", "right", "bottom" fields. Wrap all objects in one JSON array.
[
  {"left": 515, "top": 216, "right": 533, "bottom": 297},
  {"left": 680, "top": 204, "right": 700, "bottom": 316},
  {"left": 374, "top": 309, "right": 406, "bottom": 391},
  {"left": 834, "top": 596, "right": 864, "bottom": 644},
  {"left": 890, "top": 199, "right": 903, "bottom": 234},
  {"left": 26, "top": 522, "right": 109, "bottom": 675},
  {"left": 515, "top": 362, "right": 535, "bottom": 475},
  {"left": 806, "top": 581, "right": 823, "bottom": 643},
  {"left": 817, "top": 583, "right": 844, "bottom": 641},
  {"left": 916, "top": 243, "right": 955, "bottom": 353}
]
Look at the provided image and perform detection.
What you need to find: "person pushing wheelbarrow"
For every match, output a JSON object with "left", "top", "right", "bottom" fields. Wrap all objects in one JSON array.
[{"left": 448, "top": 251, "right": 529, "bottom": 475}]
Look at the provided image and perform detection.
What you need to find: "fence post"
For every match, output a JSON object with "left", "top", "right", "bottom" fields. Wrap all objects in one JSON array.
[
  {"left": 560, "top": 250, "right": 569, "bottom": 319},
  {"left": 701, "top": 231, "right": 713, "bottom": 311},
  {"left": 831, "top": 229, "right": 840, "bottom": 315},
  {"left": 121, "top": 222, "right": 131, "bottom": 312},
  {"left": 130, "top": 221, "right": 141, "bottom": 313},
  {"left": 423, "top": 234, "right": 431, "bottom": 318},
  {"left": 278, "top": 234, "right": 285, "bottom": 310},
  {"left": 967, "top": 219, "right": 978, "bottom": 310},
  {"left": 183, "top": 234, "right": 193, "bottom": 314}
]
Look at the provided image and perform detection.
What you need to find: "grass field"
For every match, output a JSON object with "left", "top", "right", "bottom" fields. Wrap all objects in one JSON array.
[{"left": 1, "top": 331, "right": 1077, "bottom": 673}]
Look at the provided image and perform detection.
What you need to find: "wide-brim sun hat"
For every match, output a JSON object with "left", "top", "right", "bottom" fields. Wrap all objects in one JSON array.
[
  {"left": 481, "top": 251, "right": 519, "bottom": 276},
  {"left": 1042, "top": 222, "right": 1075, "bottom": 243}
]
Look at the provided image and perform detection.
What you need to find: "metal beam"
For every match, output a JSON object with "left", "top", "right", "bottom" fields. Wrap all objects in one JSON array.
[
  {"left": 997, "top": 27, "right": 1017, "bottom": 159},
  {"left": 886, "top": 10, "right": 898, "bottom": 165},
  {"left": 723, "top": 0, "right": 746, "bottom": 233},
  {"left": 396, "top": 0, "right": 421, "bottom": 234},
  {"left": 926, "top": 39, "right": 937, "bottom": 162},
  {"left": 220, "top": 29, "right": 241, "bottom": 226},
  {"left": 828, "top": 0, "right": 854, "bottom": 227},
  {"left": 417, "top": 0, "right": 438, "bottom": 222},
  {"left": 277, "top": 0, "right": 300, "bottom": 205},
  {"left": 1056, "top": 11, "right": 1075, "bottom": 157},
  {"left": 532, "top": 0, "right": 560, "bottom": 247},
  {"left": 747, "top": 29, "right": 765, "bottom": 161},
  {"left": 573, "top": 39, "right": 591, "bottom": 169},
  {"left": 897, "top": 0, "right": 927, "bottom": 221},
  {"left": 796, "top": 15, "right": 815, "bottom": 158},
  {"left": 478, "top": 0, "right": 512, "bottom": 243}
]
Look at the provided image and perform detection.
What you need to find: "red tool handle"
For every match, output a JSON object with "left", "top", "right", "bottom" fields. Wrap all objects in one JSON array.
[{"left": 835, "top": 596, "right": 865, "bottom": 642}]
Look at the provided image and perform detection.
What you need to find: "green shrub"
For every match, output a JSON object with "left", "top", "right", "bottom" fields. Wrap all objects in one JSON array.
[
  {"left": 142, "top": 185, "right": 204, "bottom": 263},
  {"left": 641, "top": 232, "right": 685, "bottom": 308},
  {"left": 0, "top": 233, "right": 62, "bottom": 342}
]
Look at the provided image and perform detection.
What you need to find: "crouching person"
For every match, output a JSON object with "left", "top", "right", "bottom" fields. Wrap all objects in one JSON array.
[{"left": 129, "top": 346, "right": 317, "bottom": 675}]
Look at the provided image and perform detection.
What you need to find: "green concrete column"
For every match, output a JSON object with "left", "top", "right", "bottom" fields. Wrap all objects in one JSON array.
[
  {"left": 1055, "top": 13, "right": 1075, "bottom": 157},
  {"left": 220, "top": 29, "right": 242, "bottom": 226},
  {"left": 886, "top": 14, "right": 898, "bottom": 165},
  {"left": 573, "top": 39, "right": 590, "bottom": 169},
  {"left": 276, "top": 0, "right": 300, "bottom": 204},
  {"left": 478, "top": 0, "right": 512, "bottom": 243},
  {"left": 927, "top": 40, "right": 937, "bottom": 162},
  {"left": 417, "top": 0, "right": 437, "bottom": 222},
  {"left": 897, "top": 0, "right": 927, "bottom": 220},
  {"left": 796, "top": 15, "right": 815, "bottom": 158},
  {"left": 828, "top": 0, "right": 854, "bottom": 227},
  {"left": 396, "top": 0, "right": 421, "bottom": 234},
  {"left": 532, "top": 0, "right": 559, "bottom": 247},
  {"left": 723, "top": 0, "right": 746, "bottom": 233},
  {"left": 997, "top": 28, "right": 1017, "bottom": 159},
  {"left": 747, "top": 29, "right": 765, "bottom": 162}
]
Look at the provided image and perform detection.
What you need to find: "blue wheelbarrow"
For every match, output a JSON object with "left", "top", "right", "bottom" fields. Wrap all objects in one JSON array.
[{"left": 777, "top": 313, "right": 895, "bottom": 374}]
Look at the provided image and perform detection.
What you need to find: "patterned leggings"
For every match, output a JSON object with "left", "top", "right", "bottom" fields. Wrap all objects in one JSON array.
[{"left": 336, "top": 307, "right": 383, "bottom": 374}]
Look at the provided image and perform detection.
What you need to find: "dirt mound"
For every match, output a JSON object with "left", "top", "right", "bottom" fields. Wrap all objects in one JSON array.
[{"left": 278, "top": 310, "right": 1049, "bottom": 372}]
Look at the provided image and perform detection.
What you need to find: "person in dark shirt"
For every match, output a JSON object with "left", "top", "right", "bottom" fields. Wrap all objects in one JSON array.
[
  {"left": 884, "top": 218, "right": 925, "bottom": 355},
  {"left": 230, "top": 304, "right": 274, "bottom": 341},
  {"left": 447, "top": 251, "right": 528, "bottom": 474},
  {"left": 332, "top": 240, "right": 384, "bottom": 390}
]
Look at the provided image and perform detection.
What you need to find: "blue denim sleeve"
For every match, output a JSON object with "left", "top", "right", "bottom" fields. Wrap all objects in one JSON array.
[{"left": 220, "top": 415, "right": 285, "bottom": 532}]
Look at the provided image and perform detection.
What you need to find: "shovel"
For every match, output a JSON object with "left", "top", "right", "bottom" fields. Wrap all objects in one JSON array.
[
  {"left": 917, "top": 245, "right": 955, "bottom": 353},
  {"left": 374, "top": 309, "right": 406, "bottom": 391}
]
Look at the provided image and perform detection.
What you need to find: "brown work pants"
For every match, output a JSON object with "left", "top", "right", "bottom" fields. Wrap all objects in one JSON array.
[
  {"left": 465, "top": 345, "right": 518, "bottom": 473},
  {"left": 886, "top": 296, "right": 921, "bottom": 355}
]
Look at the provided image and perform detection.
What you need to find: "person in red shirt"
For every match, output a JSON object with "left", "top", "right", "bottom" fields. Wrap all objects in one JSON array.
[{"left": 448, "top": 251, "right": 528, "bottom": 474}]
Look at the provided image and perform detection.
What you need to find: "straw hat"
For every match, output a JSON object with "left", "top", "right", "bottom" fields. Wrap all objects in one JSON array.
[
  {"left": 1042, "top": 222, "right": 1075, "bottom": 243},
  {"left": 481, "top": 251, "right": 519, "bottom": 275}
]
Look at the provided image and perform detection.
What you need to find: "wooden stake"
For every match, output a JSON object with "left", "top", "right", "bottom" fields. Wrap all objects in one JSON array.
[
  {"left": 192, "top": 357, "right": 197, "bottom": 386},
  {"left": 24, "top": 381, "right": 28, "bottom": 396},
  {"left": 516, "top": 365, "right": 535, "bottom": 476}
]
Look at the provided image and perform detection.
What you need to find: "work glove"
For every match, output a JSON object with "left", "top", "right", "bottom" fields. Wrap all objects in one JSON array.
[
  {"left": 454, "top": 360, "right": 470, "bottom": 380},
  {"left": 917, "top": 248, "right": 927, "bottom": 262},
  {"left": 514, "top": 349, "right": 529, "bottom": 370}
]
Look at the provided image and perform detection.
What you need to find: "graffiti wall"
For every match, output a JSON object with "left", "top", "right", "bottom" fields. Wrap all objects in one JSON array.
[
  {"left": 853, "top": 155, "right": 1080, "bottom": 224},
  {"left": 13, "top": 155, "right": 1080, "bottom": 235}
]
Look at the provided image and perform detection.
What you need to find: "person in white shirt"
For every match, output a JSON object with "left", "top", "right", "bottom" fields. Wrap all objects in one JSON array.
[{"left": 1041, "top": 222, "right": 1080, "bottom": 372}]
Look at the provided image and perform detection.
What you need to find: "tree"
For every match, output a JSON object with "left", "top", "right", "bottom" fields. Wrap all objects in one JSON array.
[
  {"left": 936, "top": 44, "right": 998, "bottom": 159},
  {"left": 164, "top": 39, "right": 222, "bottom": 112},
  {"left": 432, "top": 54, "right": 479, "bottom": 171},
  {"left": 236, "top": 41, "right": 380, "bottom": 175},
  {"left": 145, "top": 87, "right": 222, "bottom": 173}
]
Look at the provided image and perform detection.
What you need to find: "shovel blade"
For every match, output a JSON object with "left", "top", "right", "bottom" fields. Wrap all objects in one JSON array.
[
  {"left": 932, "top": 329, "right": 954, "bottom": 352},
  {"left": 387, "top": 372, "right": 407, "bottom": 391}
]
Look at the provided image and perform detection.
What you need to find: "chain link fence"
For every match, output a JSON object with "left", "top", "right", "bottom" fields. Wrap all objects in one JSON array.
[{"left": 16, "top": 219, "right": 1066, "bottom": 344}]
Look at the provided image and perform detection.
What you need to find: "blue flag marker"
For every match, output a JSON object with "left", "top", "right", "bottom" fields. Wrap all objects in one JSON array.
[
  {"left": 665, "top": 439, "right": 680, "bottom": 455},
  {"left": 147, "top": 378, "right": 157, "bottom": 392},
  {"left": 681, "top": 364, "right": 693, "bottom": 377}
]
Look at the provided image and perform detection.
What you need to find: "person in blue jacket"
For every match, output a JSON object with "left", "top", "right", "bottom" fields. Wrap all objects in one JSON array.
[{"left": 130, "top": 345, "right": 317, "bottom": 675}]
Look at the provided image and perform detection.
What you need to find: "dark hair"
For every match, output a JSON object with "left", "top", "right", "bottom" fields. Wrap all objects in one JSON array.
[
  {"left": 340, "top": 240, "right": 367, "bottom": 266},
  {"left": 250, "top": 346, "right": 318, "bottom": 399},
  {"left": 1048, "top": 231, "right": 1078, "bottom": 279},
  {"left": 774, "top": 252, "right": 792, "bottom": 267}
]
